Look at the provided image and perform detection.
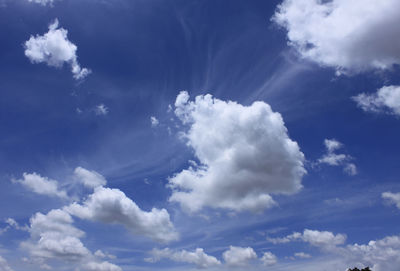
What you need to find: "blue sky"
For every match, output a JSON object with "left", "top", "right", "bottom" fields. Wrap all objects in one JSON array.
[{"left": 1, "top": 0, "right": 400, "bottom": 271}]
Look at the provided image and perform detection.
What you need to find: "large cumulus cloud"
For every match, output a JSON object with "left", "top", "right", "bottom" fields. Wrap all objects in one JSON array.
[
  {"left": 168, "top": 91, "right": 306, "bottom": 213},
  {"left": 273, "top": 0, "right": 400, "bottom": 74}
]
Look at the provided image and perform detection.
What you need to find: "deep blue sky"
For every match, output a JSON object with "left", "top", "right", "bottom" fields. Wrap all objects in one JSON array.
[{"left": 1, "top": 1, "right": 400, "bottom": 271}]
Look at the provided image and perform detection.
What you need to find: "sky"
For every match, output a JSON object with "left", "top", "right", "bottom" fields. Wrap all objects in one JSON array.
[{"left": 1, "top": 0, "right": 400, "bottom": 271}]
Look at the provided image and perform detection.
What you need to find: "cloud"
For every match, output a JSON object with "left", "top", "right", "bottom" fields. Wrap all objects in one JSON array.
[
  {"left": 353, "top": 85, "right": 400, "bottom": 116},
  {"left": 24, "top": 19, "right": 90, "bottom": 80},
  {"left": 150, "top": 116, "right": 159, "bottom": 127},
  {"left": 168, "top": 91, "right": 306, "bottom": 213},
  {"left": 0, "top": 256, "right": 13, "bottom": 271},
  {"left": 267, "top": 229, "right": 346, "bottom": 248},
  {"left": 382, "top": 192, "right": 400, "bottom": 209},
  {"left": 146, "top": 248, "right": 221, "bottom": 268},
  {"left": 261, "top": 251, "right": 277, "bottom": 266},
  {"left": 94, "top": 104, "right": 109, "bottom": 116},
  {"left": 65, "top": 186, "right": 178, "bottom": 243},
  {"left": 222, "top": 246, "right": 257, "bottom": 267},
  {"left": 27, "top": 0, "right": 57, "bottom": 6},
  {"left": 294, "top": 252, "right": 311, "bottom": 259},
  {"left": 317, "top": 139, "right": 357, "bottom": 176},
  {"left": 272, "top": 0, "right": 400, "bottom": 74},
  {"left": 344, "top": 235, "right": 400, "bottom": 271},
  {"left": 21, "top": 209, "right": 90, "bottom": 261},
  {"left": 13, "top": 172, "right": 68, "bottom": 199},
  {"left": 74, "top": 167, "right": 107, "bottom": 189},
  {"left": 83, "top": 261, "right": 122, "bottom": 271}
]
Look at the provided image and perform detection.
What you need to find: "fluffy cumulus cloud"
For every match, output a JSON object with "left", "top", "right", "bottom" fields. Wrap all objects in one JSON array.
[
  {"left": 267, "top": 229, "right": 346, "bottom": 248},
  {"left": 146, "top": 248, "right": 221, "bottom": 268},
  {"left": 222, "top": 246, "right": 257, "bottom": 266},
  {"left": 20, "top": 207, "right": 122, "bottom": 271},
  {"left": 382, "top": 192, "right": 400, "bottom": 209},
  {"left": 317, "top": 139, "right": 357, "bottom": 176},
  {"left": 169, "top": 91, "right": 306, "bottom": 213},
  {"left": 13, "top": 172, "right": 68, "bottom": 199},
  {"left": 344, "top": 235, "right": 400, "bottom": 271},
  {"left": 74, "top": 167, "right": 107, "bottom": 189},
  {"left": 273, "top": 0, "right": 400, "bottom": 74},
  {"left": 261, "top": 252, "right": 277, "bottom": 266},
  {"left": 83, "top": 261, "right": 122, "bottom": 271},
  {"left": 66, "top": 186, "right": 178, "bottom": 243},
  {"left": 21, "top": 209, "right": 90, "bottom": 261},
  {"left": 353, "top": 85, "right": 400, "bottom": 116},
  {"left": 24, "top": 19, "right": 90, "bottom": 80},
  {"left": 0, "top": 256, "right": 13, "bottom": 271}
]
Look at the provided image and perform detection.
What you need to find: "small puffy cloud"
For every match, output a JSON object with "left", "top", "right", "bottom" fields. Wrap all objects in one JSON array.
[
  {"left": 169, "top": 91, "right": 306, "bottom": 213},
  {"left": 150, "top": 116, "right": 159, "bottom": 127},
  {"left": 13, "top": 172, "right": 68, "bottom": 199},
  {"left": 267, "top": 229, "right": 346, "bottom": 248},
  {"left": 24, "top": 19, "right": 90, "bottom": 80},
  {"left": 382, "top": 192, "right": 400, "bottom": 209},
  {"left": 261, "top": 252, "right": 277, "bottom": 266},
  {"left": 27, "top": 0, "right": 57, "bottom": 6},
  {"left": 273, "top": 0, "right": 400, "bottom": 74},
  {"left": 84, "top": 261, "right": 122, "bottom": 271},
  {"left": 302, "top": 229, "right": 346, "bottom": 248},
  {"left": 74, "top": 167, "right": 107, "bottom": 189},
  {"left": 21, "top": 209, "right": 90, "bottom": 261},
  {"left": 146, "top": 248, "right": 221, "bottom": 268},
  {"left": 95, "top": 104, "right": 109, "bottom": 116},
  {"left": 222, "top": 246, "right": 257, "bottom": 267},
  {"left": 65, "top": 186, "right": 178, "bottom": 243},
  {"left": 353, "top": 85, "right": 400, "bottom": 116},
  {"left": 317, "top": 139, "right": 357, "bottom": 176},
  {"left": 0, "top": 256, "right": 13, "bottom": 271},
  {"left": 294, "top": 252, "right": 311, "bottom": 259}
]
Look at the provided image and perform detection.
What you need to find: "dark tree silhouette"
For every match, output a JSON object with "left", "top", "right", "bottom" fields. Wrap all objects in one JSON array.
[{"left": 347, "top": 267, "right": 372, "bottom": 271}]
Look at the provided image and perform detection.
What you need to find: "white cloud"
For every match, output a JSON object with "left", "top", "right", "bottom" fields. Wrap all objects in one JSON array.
[
  {"left": 317, "top": 139, "right": 357, "bottom": 176},
  {"left": 169, "top": 91, "right": 306, "bottom": 213},
  {"left": 273, "top": 0, "right": 400, "bottom": 74},
  {"left": 294, "top": 252, "right": 311, "bottom": 259},
  {"left": 95, "top": 104, "right": 109, "bottom": 116},
  {"left": 324, "top": 139, "right": 342, "bottom": 153},
  {"left": 382, "top": 192, "right": 400, "bottom": 209},
  {"left": 343, "top": 235, "right": 400, "bottom": 271},
  {"left": 74, "top": 167, "right": 107, "bottom": 189},
  {"left": 65, "top": 186, "right": 178, "bottom": 243},
  {"left": 302, "top": 229, "right": 346, "bottom": 248},
  {"left": 94, "top": 250, "right": 116, "bottom": 260},
  {"left": 13, "top": 172, "right": 68, "bottom": 199},
  {"left": 146, "top": 248, "right": 221, "bottom": 268},
  {"left": 222, "top": 246, "right": 257, "bottom": 267},
  {"left": 353, "top": 85, "right": 400, "bottom": 116},
  {"left": 84, "top": 261, "right": 122, "bottom": 271},
  {"left": 150, "top": 116, "right": 159, "bottom": 127},
  {"left": 21, "top": 209, "right": 90, "bottom": 261},
  {"left": 267, "top": 229, "right": 346, "bottom": 248},
  {"left": 261, "top": 251, "right": 277, "bottom": 266},
  {"left": 24, "top": 19, "right": 90, "bottom": 80},
  {"left": 0, "top": 256, "right": 13, "bottom": 271},
  {"left": 27, "top": 0, "right": 57, "bottom": 6}
]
